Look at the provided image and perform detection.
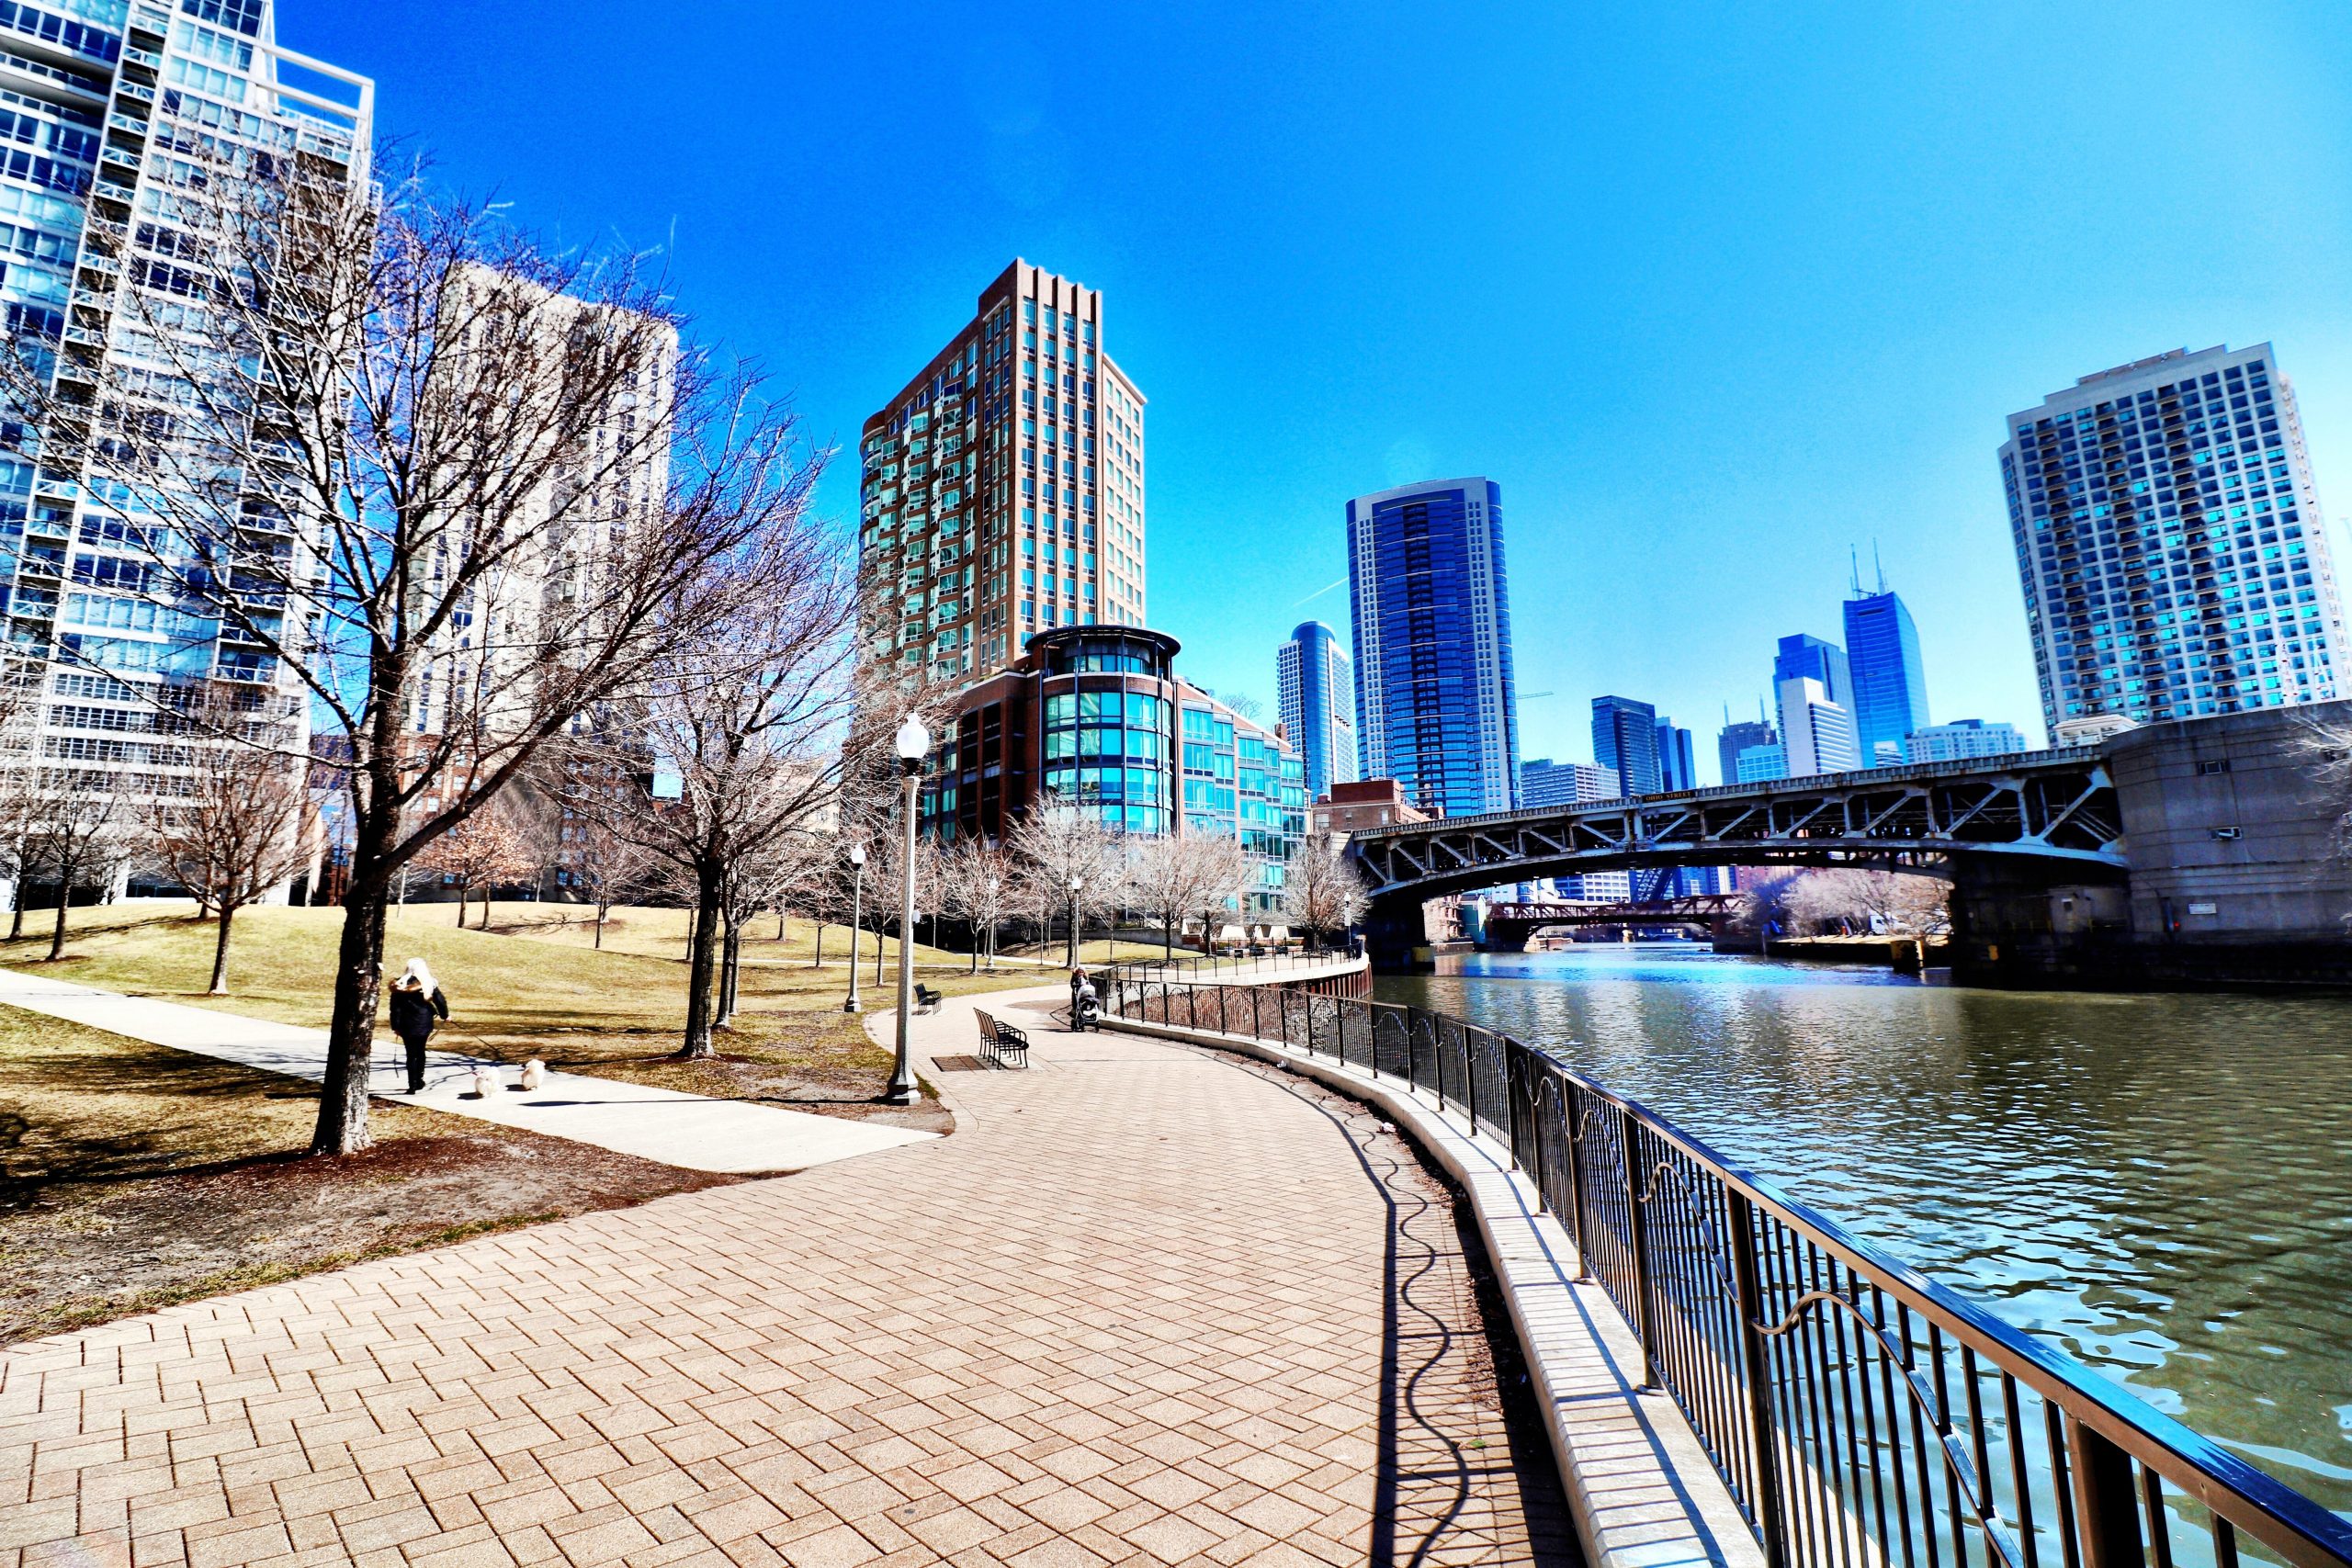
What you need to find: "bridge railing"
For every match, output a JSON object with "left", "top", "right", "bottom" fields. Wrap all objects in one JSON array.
[{"left": 1100, "top": 976, "right": 2352, "bottom": 1568}]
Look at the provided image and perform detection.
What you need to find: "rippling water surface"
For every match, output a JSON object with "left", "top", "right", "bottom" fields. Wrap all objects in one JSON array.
[{"left": 1375, "top": 945, "right": 2352, "bottom": 1516}]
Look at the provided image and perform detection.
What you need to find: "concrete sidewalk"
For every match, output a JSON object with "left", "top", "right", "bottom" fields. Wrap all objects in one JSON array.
[{"left": 0, "top": 966, "right": 934, "bottom": 1175}]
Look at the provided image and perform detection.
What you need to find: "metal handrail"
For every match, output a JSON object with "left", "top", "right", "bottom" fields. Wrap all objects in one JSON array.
[{"left": 1100, "top": 976, "right": 2352, "bottom": 1568}]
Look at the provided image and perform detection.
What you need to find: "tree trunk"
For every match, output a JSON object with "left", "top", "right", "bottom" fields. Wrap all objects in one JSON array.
[
  {"left": 714, "top": 906, "right": 738, "bottom": 1029},
  {"left": 677, "top": 864, "right": 723, "bottom": 1059},
  {"left": 46, "top": 873, "right": 68, "bottom": 960},
  {"left": 776, "top": 908, "right": 786, "bottom": 942},
  {"left": 454, "top": 882, "right": 466, "bottom": 925},
  {"left": 812, "top": 921, "right": 824, "bottom": 968},
  {"left": 312, "top": 838, "right": 394, "bottom": 1155},
  {"left": 873, "top": 918, "right": 886, "bottom": 987},
  {"left": 209, "top": 901, "right": 235, "bottom": 994},
  {"left": 594, "top": 904, "right": 605, "bottom": 949},
  {"left": 1163, "top": 916, "right": 1174, "bottom": 959}
]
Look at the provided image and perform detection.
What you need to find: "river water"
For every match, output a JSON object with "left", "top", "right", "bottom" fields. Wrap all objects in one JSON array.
[{"left": 1374, "top": 945, "right": 2352, "bottom": 1519}]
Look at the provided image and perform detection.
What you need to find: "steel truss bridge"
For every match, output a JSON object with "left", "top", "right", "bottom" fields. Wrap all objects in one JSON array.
[
  {"left": 1482, "top": 897, "right": 1740, "bottom": 948},
  {"left": 1351, "top": 749, "right": 2125, "bottom": 902}
]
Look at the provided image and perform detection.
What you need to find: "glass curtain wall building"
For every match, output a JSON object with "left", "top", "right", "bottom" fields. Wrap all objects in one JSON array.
[
  {"left": 1843, "top": 589, "right": 1928, "bottom": 765},
  {"left": 1590, "top": 696, "right": 1660, "bottom": 795},
  {"left": 1717, "top": 716, "right": 1774, "bottom": 787},
  {"left": 1179, "top": 686, "right": 1306, "bottom": 924},
  {"left": 1, "top": 0, "right": 368, "bottom": 821},
  {"left": 1275, "top": 618, "right": 1355, "bottom": 804},
  {"left": 2001, "top": 343, "right": 2350, "bottom": 730},
  {"left": 859, "top": 261, "right": 1147, "bottom": 687},
  {"left": 1347, "top": 477, "right": 1519, "bottom": 818},
  {"left": 1905, "top": 719, "right": 2028, "bottom": 762}
]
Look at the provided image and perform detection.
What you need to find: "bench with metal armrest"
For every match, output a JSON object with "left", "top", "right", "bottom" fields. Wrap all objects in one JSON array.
[
  {"left": 970, "top": 1009, "right": 1030, "bottom": 1069},
  {"left": 913, "top": 984, "right": 943, "bottom": 1014}
]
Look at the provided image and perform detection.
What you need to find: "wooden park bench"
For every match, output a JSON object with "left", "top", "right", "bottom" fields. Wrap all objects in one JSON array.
[
  {"left": 970, "top": 1009, "right": 1030, "bottom": 1070},
  {"left": 913, "top": 984, "right": 943, "bottom": 1014}
]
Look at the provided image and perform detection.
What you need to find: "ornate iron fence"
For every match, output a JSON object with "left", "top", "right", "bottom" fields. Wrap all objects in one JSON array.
[{"left": 1099, "top": 976, "right": 2352, "bottom": 1568}]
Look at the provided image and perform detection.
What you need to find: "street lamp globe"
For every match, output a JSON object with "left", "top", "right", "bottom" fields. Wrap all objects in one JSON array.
[
  {"left": 894, "top": 714, "right": 931, "bottom": 771},
  {"left": 848, "top": 842, "right": 866, "bottom": 867}
]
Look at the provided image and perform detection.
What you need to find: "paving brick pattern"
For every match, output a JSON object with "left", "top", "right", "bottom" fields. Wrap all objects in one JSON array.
[{"left": 0, "top": 989, "right": 1575, "bottom": 1567}]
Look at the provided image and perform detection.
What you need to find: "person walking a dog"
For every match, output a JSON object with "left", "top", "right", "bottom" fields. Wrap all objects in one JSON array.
[{"left": 387, "top": 958, "right": 449, "bottom": 1093}]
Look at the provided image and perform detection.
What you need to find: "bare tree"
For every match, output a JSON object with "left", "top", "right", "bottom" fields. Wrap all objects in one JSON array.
[
  {"left": 1281, "top": 830, "right": 1368, "bottom": 951},
  {"left": 0, "top": 156, "right": 834, "bottom": 1152},
  {"left": 1781, "top": 868, "right": 1951, "bottom": 938},
  {"left": 1129, "top": 832, "right": 1250, "bottom": 958},
  {"left": 22, "top": 771, "right": 130, "bottom": 962},
  {"left": 553, "top": 786, "right": 662, "bottom": 950},
  {"left": 141, "top": 687, "right": 312, "bottom": 992},
  {"left": 939, "top": 836, "right": 1014, "bottom": 973},
  {"left": 1008, "top": 796, "right": 1124, "bottom": 966},
  {"left": 1190, "top": 840, "right": 1254, "bottom": 957},
  {"left": 411, "top": 793, "right": 540, "bottom": 929},
  {"left": 0, "top": 654, "right": 47, "bottom": 940},
  {"left": 569, "top": 570, "right": 855, "bottom": 1059}
]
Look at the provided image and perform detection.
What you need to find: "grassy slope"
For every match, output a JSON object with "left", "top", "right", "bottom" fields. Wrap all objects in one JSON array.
[{"left": 0, "top": 900, "right": 1057, "bottom": 1104}]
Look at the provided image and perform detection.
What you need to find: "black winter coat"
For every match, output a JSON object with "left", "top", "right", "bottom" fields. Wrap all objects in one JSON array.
[{"left": 388, "top": 984, "right": 448, "bottom": 1043}]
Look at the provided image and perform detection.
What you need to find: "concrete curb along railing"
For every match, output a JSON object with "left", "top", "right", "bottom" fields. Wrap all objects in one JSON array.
[
  {"left": 1105, "top": 996, "right": 1765, "bottom": 1568},
  {"left": 1104, "top": 975, "right": 2352, "bottom": 1568}
]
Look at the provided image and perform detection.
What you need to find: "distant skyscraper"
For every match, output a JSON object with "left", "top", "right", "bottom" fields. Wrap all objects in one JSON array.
[
  {"left": 1778, "top": 676, "right": 1860, "bottom": 776},
  {"left": 1655, "top": 720, "right": 1697, "bottom": 792},
  {"left": 1518, "top": 760, "right": 1626, "bottom": 900},
  {"left": 1843, "top": 587, "right": 1928, "bottom": 766},
  {"left": 859, "top": 261, "right": 1148, "bottom": 684},
  {"left": 1906, "top": 719, "right": 2030, "bottom": 762},
  {"left": 1773, "top": 634, "right": 1851, "bottom": 764},
  {"left": 1590, "top": 696, "right": 1661, "bottom": 796},
  {"left": 1718, "top": 713, "right": 1775, "bottom": 787},
  {"left": 1277, "top": 621, "right": 1357, "bottom": 804},
  {"left": 1736, "top": 743, "right": 1789, "bottom": 783},
  {"left": 1349, "top": 478, "right": 1520, "bottom": 817},
  {"left": 1521, "top": 758, "right": 1620, "bottom": 808},
  {"left": 2002, "top": 343, "right": 2350, "bottom": 730}
]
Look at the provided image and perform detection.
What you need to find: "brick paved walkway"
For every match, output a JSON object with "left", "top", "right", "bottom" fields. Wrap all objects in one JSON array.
[{"left": 0, "top": 987, "right": 1576, "bottom": 1568}]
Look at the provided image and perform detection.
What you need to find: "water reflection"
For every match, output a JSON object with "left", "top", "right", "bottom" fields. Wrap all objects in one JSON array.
[{"left": 1378, "top": 946, "right": 2352, "bottom": 1513}]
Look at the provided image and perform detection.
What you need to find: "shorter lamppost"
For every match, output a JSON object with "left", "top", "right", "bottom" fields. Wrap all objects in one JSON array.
[
  {"left": 886, "top": 714, "right": 928, "bottom": 1106},
  {"left": 1066, "top": 876, "right": 1083, "bottom": 969},
  {"left": 984, "top": 876, "right": 1000, "bottom": 971},
  {"left": 842, "top": 841, "right": 867, "bottom": 1013}
]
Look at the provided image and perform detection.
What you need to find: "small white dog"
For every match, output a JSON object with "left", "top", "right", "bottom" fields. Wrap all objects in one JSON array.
[
  {"left": 519, "top": 1058, "right": 547, "bottom": 1091},
  {"left": 469, "top": 1065, "right": 499, "bottom": 1099}
]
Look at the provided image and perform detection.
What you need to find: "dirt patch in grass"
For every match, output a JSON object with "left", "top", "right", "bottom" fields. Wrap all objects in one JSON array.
[{"left": 0, "top": 1010, "right": 734, "bottom": 1345}]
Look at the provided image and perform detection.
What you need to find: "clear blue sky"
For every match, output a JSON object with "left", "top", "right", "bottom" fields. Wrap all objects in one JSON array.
[{"left": 300, "top": 0, "right": 2352, "bottom": 779}]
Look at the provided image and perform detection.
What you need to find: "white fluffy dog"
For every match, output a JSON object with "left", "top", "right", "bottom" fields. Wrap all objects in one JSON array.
[
  {"left": 469, "top": 1065, "right": 499, "bottom": 1099},
  {"left": 519, "top": 1058, "right": 547, "bottom": 1091}
]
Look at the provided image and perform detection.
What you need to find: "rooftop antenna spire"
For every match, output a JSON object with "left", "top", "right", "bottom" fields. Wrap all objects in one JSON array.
[
  {"left": 1874, "top": 538, "right": 1887, "bottom": 594},
  {"left": 1849, "top": 545, "right": 1861, "bottom": 598}
]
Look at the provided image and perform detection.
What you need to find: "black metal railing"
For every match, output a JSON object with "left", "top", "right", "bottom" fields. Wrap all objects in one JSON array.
[
  {"left": 1100, "top": 948, "right": 1357, "bottom": 987},
  {"left": 1099, "top": 977, "right": 2352, "bottom": 1568}
]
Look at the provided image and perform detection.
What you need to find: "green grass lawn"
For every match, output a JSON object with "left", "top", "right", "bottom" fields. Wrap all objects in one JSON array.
[{"left": 0, "top": 900, "right": 1053, "bottom": 1111}]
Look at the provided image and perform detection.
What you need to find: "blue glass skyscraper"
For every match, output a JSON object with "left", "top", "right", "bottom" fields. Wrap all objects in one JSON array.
[
  {"left": 1348, "top": 478, "right": 1520, "bottom": 817},
  {"left": 1843, "top": 590, "right": 1928, "bottom": 766},
  {"left": 1773, "top": 634, "right": 1852, "bottom": 709},
  {"left": 1655, "top": 720, "right": 1697, "bottom": 792},
  {"left": 1276, "top": 620, "right": 1356, "bottom": 804},
  {"left": 1590, "top": 696, "right": 1660, "bottom": 795}
]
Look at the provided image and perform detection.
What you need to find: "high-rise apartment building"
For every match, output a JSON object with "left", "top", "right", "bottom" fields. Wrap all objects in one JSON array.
[
  {"left": 1590, "top": 696, "right": 1660, "bottom": 796},
  {"left": 1905, "top": 719, "right": 2029, "bottom": 763},
  {"left": 1276, "top": 619, "right": 1356, "bottom": 804},
  {"left": 1778, "top": 676, "right": 1860, "bottom": 776},
  {"left": 1179, "top": 685, "right": 1306, "bottom": 924},
  {"left": 1843, "top": 588, "right": 1928, "bottom": 766},
  {"left": 859, "top": 261, "right": 1147, "bottom": 685},
  {"left": 1717, "top": 714, "right": 1774, "bottom": 787},
  {"left": 1348, "top": 477, "right": 1519, "bottom": 817},
  {"left": 8, "top": 0, "right": 369, "bottom": 816},
  {"left": 2001, "top": 344, "right": 2350, "bottom": 730}
]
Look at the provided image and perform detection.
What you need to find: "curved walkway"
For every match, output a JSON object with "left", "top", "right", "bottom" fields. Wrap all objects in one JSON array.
[{"left": 0, "top": 986, "right": 1574, "bottom": 1567}]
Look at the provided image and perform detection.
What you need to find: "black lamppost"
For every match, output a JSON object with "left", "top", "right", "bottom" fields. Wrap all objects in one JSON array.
[
  {"left": 842, "top": 840, "right": 866, "bottom": 1013},
  {"left": 887, "top": 715, "right": 928, "bottom": 1107},
  {"left": 1065, "top": 875, "right": 1082, "bottom": 969}
]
